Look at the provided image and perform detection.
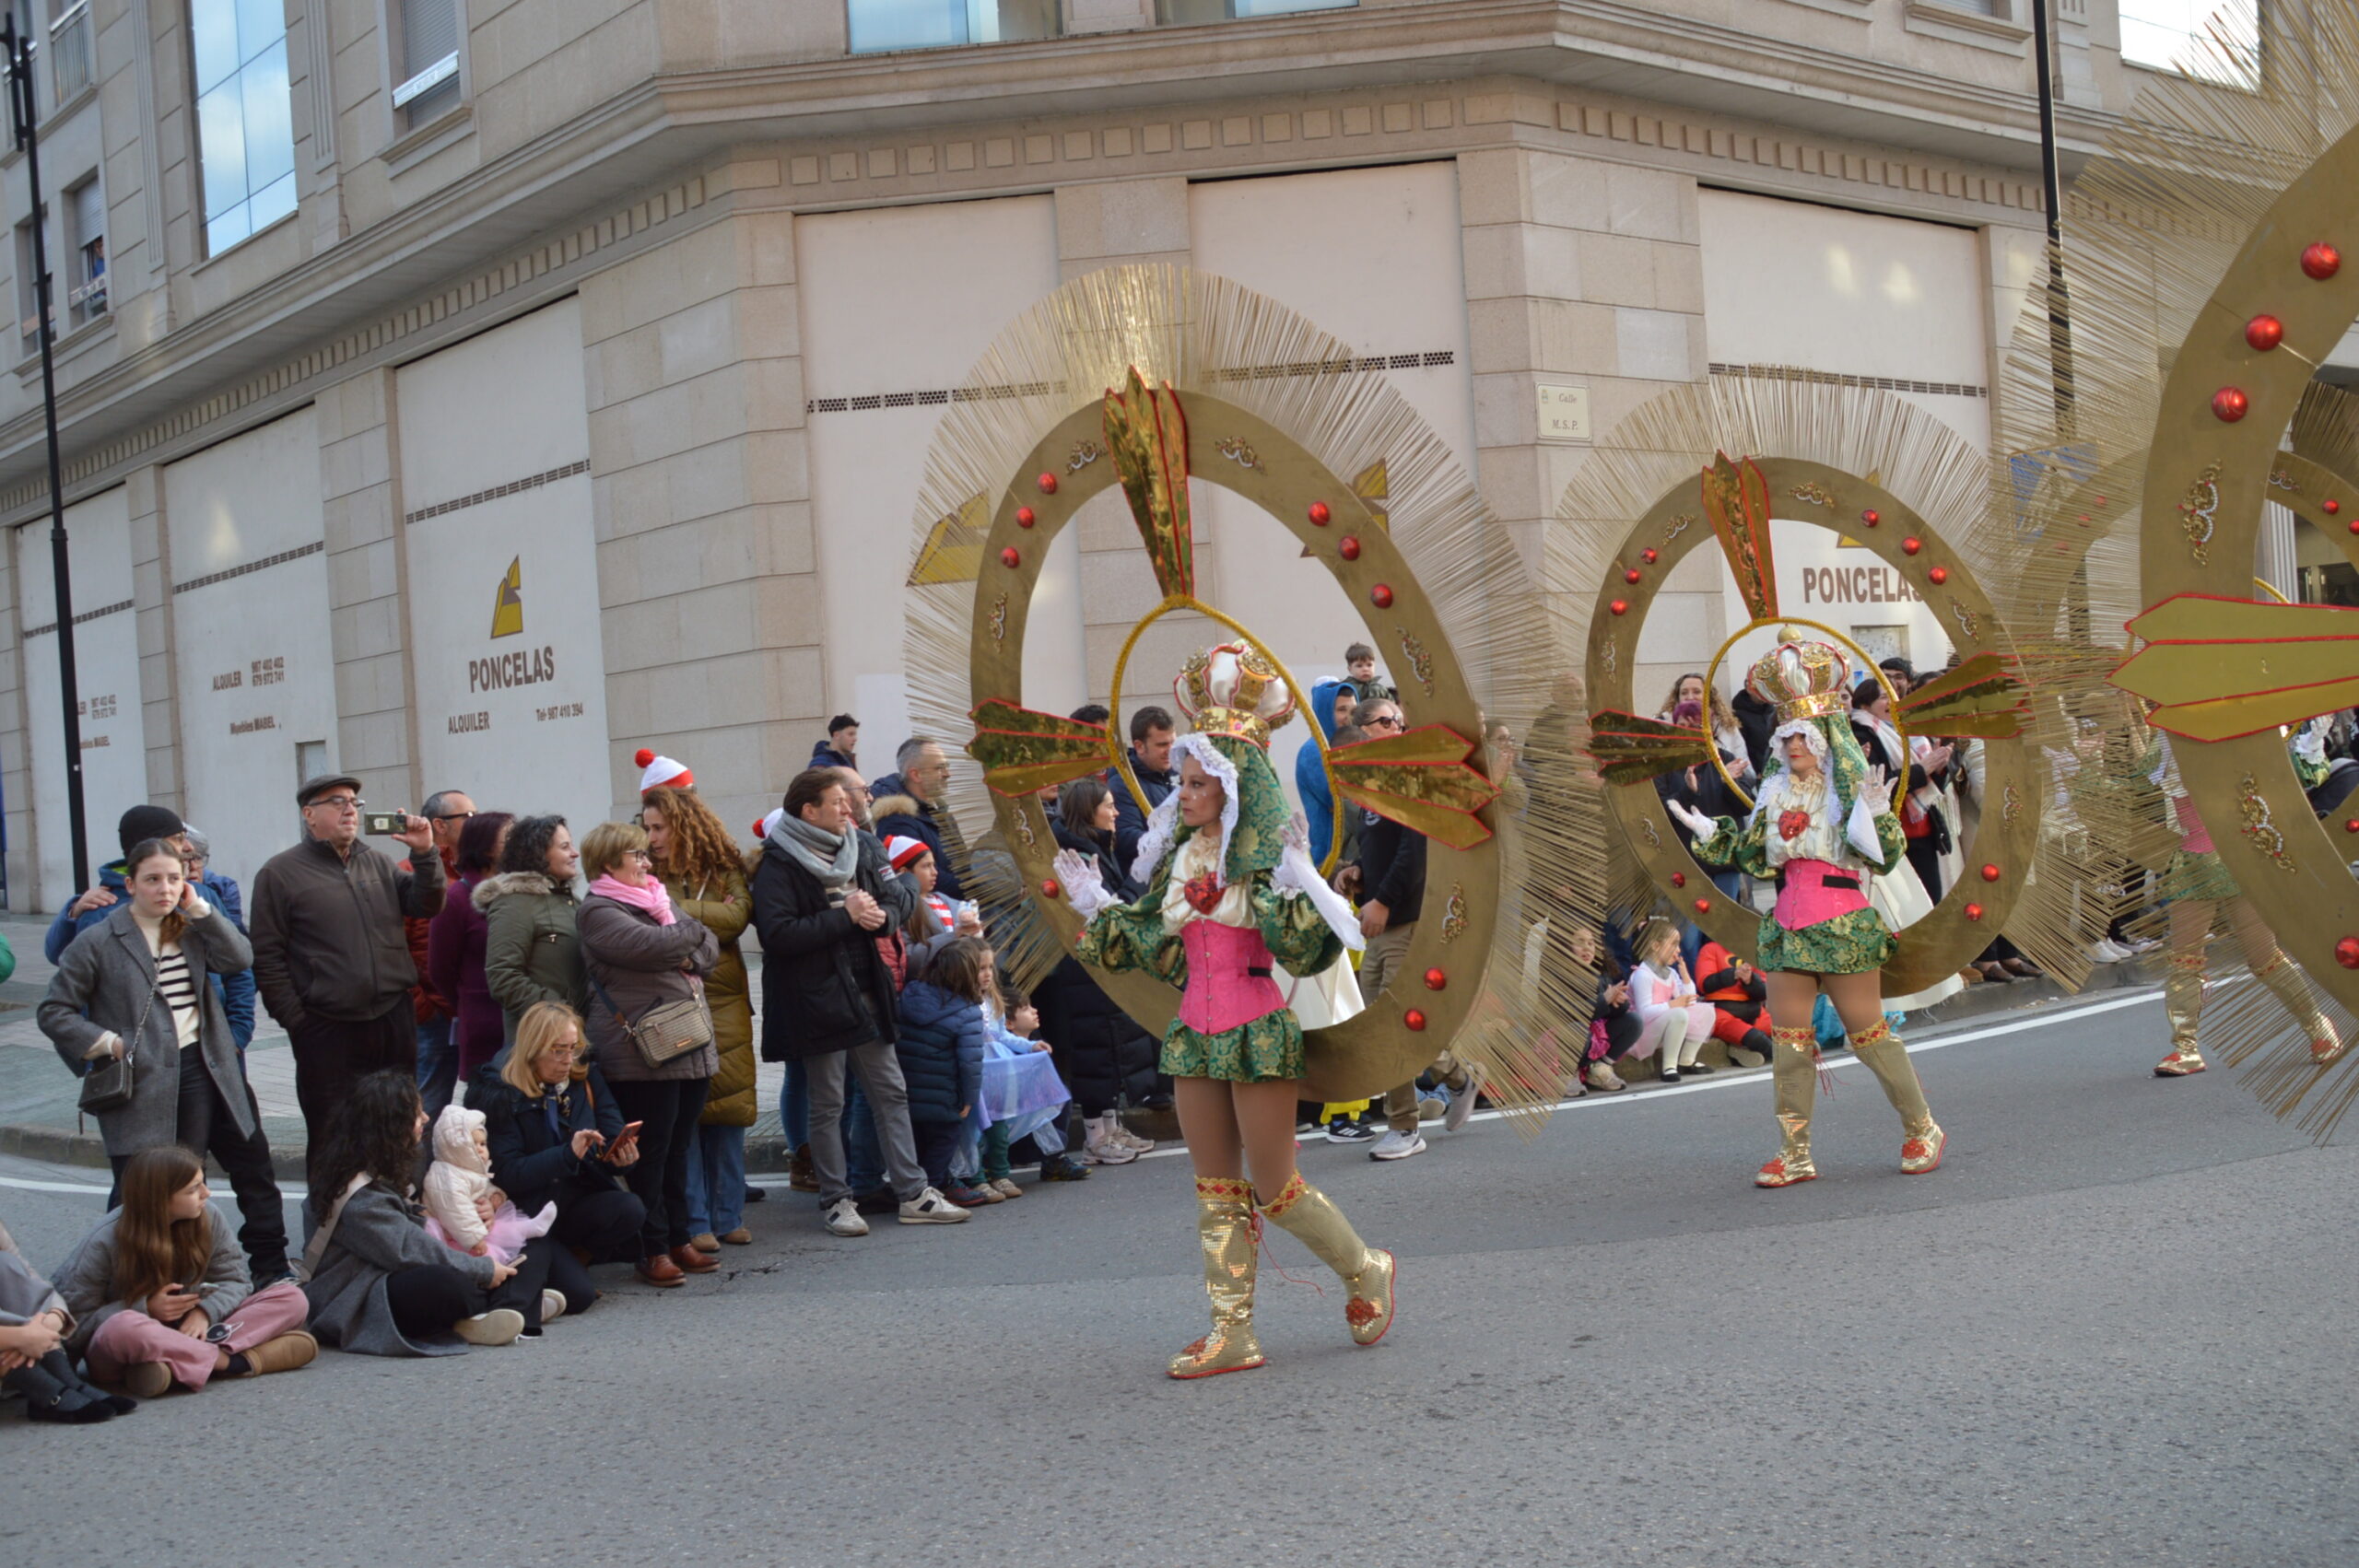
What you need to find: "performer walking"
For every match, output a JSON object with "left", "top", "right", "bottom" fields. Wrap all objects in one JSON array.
[
  {"left": 1053, "top": 643, "right": 1391, "bottom": 1377},
  {"left": 1665, "top": 640, "right": 1946, "bottom": 1187}
]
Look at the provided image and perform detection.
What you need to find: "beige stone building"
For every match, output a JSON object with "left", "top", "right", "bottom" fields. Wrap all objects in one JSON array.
[{"left": 0, "top": 0, "right": 2264, "bottom": 906}]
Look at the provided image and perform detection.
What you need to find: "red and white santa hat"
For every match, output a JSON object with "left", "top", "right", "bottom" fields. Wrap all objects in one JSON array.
[
  {"left": 635, "top": 748, "right": 693, "bottom": 794},
  {"left": 883, "top": 835, "right": 932, "bottom": 872},
  {"left": 753, "top": 807, "right": 784, "bottom": 842}
]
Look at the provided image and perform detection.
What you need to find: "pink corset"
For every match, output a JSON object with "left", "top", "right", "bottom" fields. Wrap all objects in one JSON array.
[
  {"left": 2175, "top": 795, "right": 2214, "bottom": 854},
  {"left": 1180, "top": 921, "right": 1287, "bottom": 1036},
  {"left": 1772, "top": 859, "right": 1869, "bottom": 930}
]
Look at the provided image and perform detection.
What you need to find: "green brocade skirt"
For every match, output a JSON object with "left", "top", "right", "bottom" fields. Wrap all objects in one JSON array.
[
  {"left": 1159, "top": 1010, "right": 1307, "bottom": 1082},
  {"left": 1755, "top": 907, "right": 1895, "bottom": 976},
  {"left": 2159, "top": 848, "right": 2240, "bottom": 903}
]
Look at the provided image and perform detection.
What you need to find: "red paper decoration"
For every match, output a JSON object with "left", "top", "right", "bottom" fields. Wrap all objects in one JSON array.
[
  {"left": 2246, "top": 314, "right": 2285, "bottom": 351},
  {"left": 2212, "top": 387, "right": 2249, "bottom": 423}
]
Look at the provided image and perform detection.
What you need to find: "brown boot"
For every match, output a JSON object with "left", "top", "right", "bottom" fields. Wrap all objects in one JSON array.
[
  {"left": 669, "top": 1245, "right": 719, "bottom": 1274},
  {"left": 235, "top": 1330, "right": 318, "bottom": 1377},
  {"left": 788, "top": 1143, "right": 819, "bottom": 1193},
  {"left": 635, "top": 1254, "right": 686, "bottom": 1287}
]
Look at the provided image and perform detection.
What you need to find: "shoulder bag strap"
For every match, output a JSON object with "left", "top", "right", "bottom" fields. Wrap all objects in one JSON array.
[{"left": 295, "top": 1175, "right": 370, "bottom": 1283}]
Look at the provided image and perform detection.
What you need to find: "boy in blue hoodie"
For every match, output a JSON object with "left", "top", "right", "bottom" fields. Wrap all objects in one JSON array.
[{"left": 1297, "top": 677, "right": 1357, "bottom": 868}]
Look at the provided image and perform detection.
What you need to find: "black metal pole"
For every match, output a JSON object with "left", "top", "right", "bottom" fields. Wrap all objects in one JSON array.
[
  {"left": 2030, "top": 0, "right": 2069, "bottom": 420},
  {"left": 3, "top": 21, "right": 88, "bottom": 895}
]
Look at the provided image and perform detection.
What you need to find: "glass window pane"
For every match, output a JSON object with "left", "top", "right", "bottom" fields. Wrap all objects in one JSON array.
[
  {"left": 246, "top": 171, "right": 295, "bottom": 234},
  {"left": 847, "top": 0, "right": 968, "bottom": 53},
  {"left": 189, "top": 0, "right": 241, "bottom": 92},
  {"left": 196, "top": 79, "right": 249, "bottom": 215},
  {"left": 1234, "top": 0, "right": 1355, "bottom": 14},
  {"left": 234, "top": 0, "right": 286, "bottom": 65},
  {"left": 240, "top": 40, "right": 294, "bottom": 194},
  {"left": 205, "top": 200, "right": 252, "bottom": 256}
]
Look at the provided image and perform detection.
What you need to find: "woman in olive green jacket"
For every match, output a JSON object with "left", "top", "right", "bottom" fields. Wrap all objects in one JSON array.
[
  {"left": 477, "top": 814, "right": 588, "bottom": 1044},
  {"left": 641, "top": 787, "right": 756, "bottom": 1249}
]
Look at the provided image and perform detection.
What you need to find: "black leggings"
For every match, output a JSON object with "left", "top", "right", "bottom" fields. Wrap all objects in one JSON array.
[
  {"left": 546, "top": 1187, "right": 644, "bottom": 1313},
  {"left": 382, "top": 1235, "right": 557, "bottom": 1339},
  {"left": 606, "top": 1078, "right": 710, "bottom": 1257}
]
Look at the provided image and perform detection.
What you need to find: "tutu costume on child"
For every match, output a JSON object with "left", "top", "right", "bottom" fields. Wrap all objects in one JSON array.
[{"left": 422, "top": 1105, "right": 556, "bottom": 1264}]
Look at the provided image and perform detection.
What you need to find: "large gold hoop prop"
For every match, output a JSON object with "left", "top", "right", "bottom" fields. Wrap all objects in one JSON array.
[{"left": 1697, "top": 614, "right": 1908, "bottom": 815}]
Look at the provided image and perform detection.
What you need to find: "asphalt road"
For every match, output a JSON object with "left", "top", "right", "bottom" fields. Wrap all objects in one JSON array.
[{"left": 3, "top": 986, "right": 2353, "bottom": 1568}]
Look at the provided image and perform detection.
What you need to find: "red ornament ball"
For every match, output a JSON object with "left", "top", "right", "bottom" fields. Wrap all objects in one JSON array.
[
  {"left": 1040, "top": 878, "right": 1060, "bottom": 898},
  {"left": 1015, "top": 506, "right": 1037, "bottom": 528},
  {"left": 1642, "top": 548, "right": 1660, "bottom": 564},
  {"left": 1403, "top": 1009, "right": 1428, "bottom": 1033},
  {"left": 1670, "top": 872, "right": 1687, "bottom": 888},
  {"left": 2212, "top": 386, "right": 2250, "bottom": 423},
  {"left": 1860, "top": 509, "right": 1881, "bottom": 527},
  {"left": 1000, "top": 546, "right": 1022, "bottom": 568},
  {"left": 2246, "top": 314, "right": 2285, "bottom": 351},
  {"left": 1037, "top": 473, "right": 1059, "bottom": 494},
  {"left": 2326, "top": 498, "right": 2342, "bottom": 514},
  {"left": 1609, "top": 599, "right": 1629, "bottom": 617},
  {"left": 2344, "top": 818, "right": 2359, "bottom": 835},
  {"left": 2302, "top": 241, "right": 2342, "bottom": 280},
  {"left": 2349, "top": 519, "right": 2359, "bottom": 536},
  {"left": 1693, "top": 898, "right": 1712, "bottom": 915},
  {"left": 1308, "top": 501, "right": 1332, "bottom": 527},
  {"left": 1965, "top": 903, "right": 1985, "bottom": 922},
  {"left": 1980, "top": 863, "right": 2001, "bottom": 883},
  {"left": 1339, "top": 535, "right": 1363, "bottom": 562},
  {"left": 1369, "top": 583, "right": 1394, "bottom": 609},
  {"left": 1928, "top": 566, "right": 1949, "bottom": 586},
  {"left": 2338, "top": 935, "right": 2359, "bottom": 970},
  {"left": 1423, "top": 967, "right": 1447, "bottom": 991},
  {"left": 1625, "top": 568, "right": 1642, "bottom": 584},
  {"left": 1901, "top": 537, "right": 1923, "bottom": 556}
]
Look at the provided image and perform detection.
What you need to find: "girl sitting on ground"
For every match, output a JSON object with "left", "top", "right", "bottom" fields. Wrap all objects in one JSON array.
[
  {"left": 1693, "top": 938, "right": 1774, "bottom": 1070},
  {"left": 51, "top": 1144, "right": 316, "bottom": 1398},
  {"left": 1632, "top": 918, "right": 1716, "bottom": 1083}
]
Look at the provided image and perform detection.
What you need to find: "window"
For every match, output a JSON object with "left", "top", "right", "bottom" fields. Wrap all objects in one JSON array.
[
  {"left": 189, "top": 0, "right": 297, "bottom": 255},
  {"left": 845, "top": 0, "right": 1058, "bottom": 54},
  {"left": 15, "top": 213, "right": 44, "bottom": 354},
  {"left": 47, "top": 0, "right": 87, "bottom": 102},
  {"left": 65, "top": 175, "right": 101, "bottom": 325},
  {"left": 2119, "top": 0, "right": 2260, "bottom": 88},
  {"left": 1157, "top": 0, "right": 1355, "bottom": 22},
  {"left": 392, "top": 0, "right": 461, "bottom": 131}
]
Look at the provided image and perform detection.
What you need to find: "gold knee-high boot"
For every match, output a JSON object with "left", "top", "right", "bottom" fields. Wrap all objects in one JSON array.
[
  {"left": 2155, "top": 951, "right": 2207, "bottom": 1076},
  {"left": 1168, "top": 1177, "right": 1264, "bottom": 1379},
  {"left": 1756, "top": 1025, "right": 1818, "bottom": 1187},
  {"left": 2253, "top": 952, "right": 2346, "bottom": 1066},
  {"left": 1849, "top": 1017, "right": 1946, "bottom": 1174},
  {"left": 1258, "top": 1173, "right": 1395, "bottom": 1346}
]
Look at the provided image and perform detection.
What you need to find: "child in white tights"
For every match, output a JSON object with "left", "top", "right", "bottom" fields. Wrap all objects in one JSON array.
[{"left": 1632, "top": 918, "right": 1714, "bottom": 1084}]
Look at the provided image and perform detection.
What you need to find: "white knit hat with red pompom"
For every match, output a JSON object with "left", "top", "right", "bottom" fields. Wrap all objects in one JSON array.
[{"left": 635, "top": 748, "right": 693, "bottom": 794}]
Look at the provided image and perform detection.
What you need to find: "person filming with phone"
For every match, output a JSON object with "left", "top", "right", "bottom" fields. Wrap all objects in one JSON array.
[
  {"left": 474, "top": 1002, "right": 646, "bottom": 1305},
  {"left": 251, "top": 773, "right": 447, "bottom": 1183}
]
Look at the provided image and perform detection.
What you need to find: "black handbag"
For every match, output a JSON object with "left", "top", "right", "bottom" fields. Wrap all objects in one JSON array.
[{"left": 76, "top": 990, "right": 154, "bottom": 1117}]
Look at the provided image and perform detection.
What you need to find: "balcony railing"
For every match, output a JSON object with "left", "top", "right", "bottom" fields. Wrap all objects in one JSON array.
[
  {"left": 847, "top": 0, "right": 1059, "bottom": 53},
  {"left": 48, "top": 0, "right": 89, "bottom": 103}
]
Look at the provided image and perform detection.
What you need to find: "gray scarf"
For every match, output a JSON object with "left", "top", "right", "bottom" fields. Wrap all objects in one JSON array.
[{"left": 772, "top": 813, "right": 860, "bottom": 895}]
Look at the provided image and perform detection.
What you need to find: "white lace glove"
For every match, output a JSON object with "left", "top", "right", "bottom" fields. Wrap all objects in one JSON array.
[
  {"left": 1273, "top": 813, "right": 1367, "bottom": 952},
  {"left": 1847, "top": 765, "right": 1893, "bottom": 862},
  {"left": 1050, "top": 848, "right": 1118, "bottom": 921},
  {"left": 1664, "top": 800, "right": 1719, "bottom": 840}
]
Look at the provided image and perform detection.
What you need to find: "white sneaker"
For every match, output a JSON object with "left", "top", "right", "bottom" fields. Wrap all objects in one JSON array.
[
  {"left": 1111, "top": 1114, "right": 1156, "bottom": 1153},
  {"left": 898, "top": 1187, "right": 972, "bottom": 1224},
  {"left": 539, "top": 1289, "right": 567, "bottom": 1326},
  {"left": 1585, "top": 1060, "right": 1625, "bottom": 1093},
  {"left": 824, "top": 1198, "right": 870, "bottom": 1236},
  {"left": 1085, "top": 1114, "right": 1139, "bottom": 1165},
  {"left": 1369, "top": 1128, "right": 1427, "bottom": 1161},
  {"left": 454, "top": 1308, "right": 524, "bottom": 1347},
  {"left": 1444, "top": 1065, "right": 1483, "bottom": 1132},
  {"left": 1415, "top": 1093, "right": 1447, "bottom": 1123},
  {"left": 2089, "top": 939, "right": 2130, "bottom": 964}
]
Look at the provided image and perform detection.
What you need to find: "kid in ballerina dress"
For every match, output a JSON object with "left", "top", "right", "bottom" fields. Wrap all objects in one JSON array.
[
  {"left": 1051, "top": 642, "right": 1391, "bottom": 1377},
  {"left": 1664, "top": 640, "right": 1947, "bottom": 1188}
]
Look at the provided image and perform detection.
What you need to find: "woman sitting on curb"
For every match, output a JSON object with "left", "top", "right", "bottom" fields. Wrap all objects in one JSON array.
[
  {"left": 303, "top": 1071, "right": 557, "bottom": 1352},
  {"left": 476, "top": 1001, "right": 647, "bottom": 1300},
  {"left": 52, "top": 1145, "right": 315, "bottom": 1398}
]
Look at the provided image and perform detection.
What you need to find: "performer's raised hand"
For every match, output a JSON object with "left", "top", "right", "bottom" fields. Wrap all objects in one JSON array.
[
  {"left": 1665, "top": 799, "right": 1718, "bottom": 838},
  {"left": 1051, "top": 848, "right": 1117, "bottom": 919},
  {"left": 1861, "top": 763, "right": 1893, "bottom": 808}
]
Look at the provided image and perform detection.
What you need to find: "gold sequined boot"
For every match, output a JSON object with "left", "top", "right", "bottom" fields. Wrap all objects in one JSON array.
[
  {"left": 2253, "top": 952, "right": 2346, "bottom": 1067},
  {"left": 2155, "top": 951, "right": 2207, "bottom": 1076},
  {"left": 1258, "top": 1173, "right": 1395, "bottom": 1346},
  {"left": 1756, "top": 1026, "right": 1818, "bottom": 1187},
  {"left": 1168, "top": 1177, "right": 1264, "bottom": 1379},
  {"left": 1849, "top": 1018, "right": 1945, "bottom": 1174}
]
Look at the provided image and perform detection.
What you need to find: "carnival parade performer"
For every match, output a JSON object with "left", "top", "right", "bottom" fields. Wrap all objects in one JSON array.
[
  {"left": 1664, "top": 640, "right": 1946, "bottom": 1187},
  {"left": 2147, "top": 724, "right": 2343, "bottom": 1077},
  {"left": 1050, "top": 643, "right": 1391, "bottom": 1378}
]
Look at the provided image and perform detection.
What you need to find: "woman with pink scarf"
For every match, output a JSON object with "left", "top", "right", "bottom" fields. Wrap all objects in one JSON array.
[{"left": 574, "top": 821, "right": 720, "bottom": 1287}]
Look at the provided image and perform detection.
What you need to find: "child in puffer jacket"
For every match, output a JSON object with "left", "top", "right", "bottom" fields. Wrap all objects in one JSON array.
[
  {"left": 892, "top": 937, "right": 992, "bottom": 1209},
  {"left": 1694, "top": 939, "right": 1775, "bottom": 1070},
  {"left": 423, "top": 1106, "right": 557, "bottom": 1264}
]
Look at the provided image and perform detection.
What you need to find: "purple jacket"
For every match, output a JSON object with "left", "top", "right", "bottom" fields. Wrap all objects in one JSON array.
[{"left": 428, "top": 872, "right": 505, "bottom": 1074}]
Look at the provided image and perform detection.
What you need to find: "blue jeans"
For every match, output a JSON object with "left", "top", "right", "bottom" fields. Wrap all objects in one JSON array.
[
  {"left": 682, "top": 1122, "right": 747, "bottom": 1236},
  {"left": 416, "top": 1016, "right": 456, "bottom": 1119}
]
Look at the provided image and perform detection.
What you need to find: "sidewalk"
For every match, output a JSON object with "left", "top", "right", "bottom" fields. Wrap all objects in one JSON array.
[{"left": 0, "top": 900, "right": 2148, "bottom": 1177}]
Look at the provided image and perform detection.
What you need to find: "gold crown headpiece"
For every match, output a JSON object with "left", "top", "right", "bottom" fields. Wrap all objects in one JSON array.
[
  {"left": 1745, "top": 639, "right": 1853, "bottom": 723},
  {"left": 1174, "top": 641, "right": 1296, "bottom": 749}
]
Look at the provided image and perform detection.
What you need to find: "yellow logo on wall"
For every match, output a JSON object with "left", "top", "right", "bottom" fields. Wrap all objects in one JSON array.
[{"left": 490, "top": 556, "right": 523, "bottom": 638}]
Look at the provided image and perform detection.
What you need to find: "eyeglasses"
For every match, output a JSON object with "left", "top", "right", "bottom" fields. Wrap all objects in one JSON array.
[
  {"left": 1361, "top": 714, "right": 1405, "bottom": 731},
  {"left": 430, "top": 810, "right": 475, "bottom": 823},
  {"left": 310, "top": 795, "right": 362, "bottom": 812},
  {"left": 625, "top": 849, "right": 653, "bottom": 863}
]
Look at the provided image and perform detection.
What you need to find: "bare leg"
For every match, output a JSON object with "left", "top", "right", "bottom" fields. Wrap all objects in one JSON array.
[
  {"left": 1174, "top": 1076, "right": 1244, "bottom": 1180},
  {"left": 1764, "top": 970, "right": 1822, "bottom": 1031},
  {"left": 1231, "top": 1080, "right": 1304, "bottom": 1206},
  {"left": 1818, "top": 970, "right": 1884, "bottom": 1035}
]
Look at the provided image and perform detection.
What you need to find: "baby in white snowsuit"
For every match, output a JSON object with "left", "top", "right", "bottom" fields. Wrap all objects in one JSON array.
[{"left": 422, "top": 1105, "right": 557, "bottom": 1265}]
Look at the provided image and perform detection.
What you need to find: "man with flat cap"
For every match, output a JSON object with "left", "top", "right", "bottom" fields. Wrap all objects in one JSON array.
[{"left": 249, "top": 773, "right": 444, "bottom": 1176}]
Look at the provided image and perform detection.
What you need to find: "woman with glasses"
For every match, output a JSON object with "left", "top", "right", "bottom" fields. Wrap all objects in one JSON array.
[
  {"left": 574, "top": 822, "right": 719, "bottom": 1288},
  {"left": 476, "top": 1001, "right": 645, "bottom": 1305}
]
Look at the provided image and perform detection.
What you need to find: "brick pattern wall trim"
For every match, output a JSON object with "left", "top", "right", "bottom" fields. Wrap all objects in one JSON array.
[
  {"left": 23, "top": 596, "right": 135, "bottom": 638},
  {"left": 1709, "top": 362, "right": 1988, "bottom": 399},
  {"left": 170, "top": 539, "right": 327, "bottom": 596},
  {"left": 403, "top": 460, "right": 591, "bottom": 525}
]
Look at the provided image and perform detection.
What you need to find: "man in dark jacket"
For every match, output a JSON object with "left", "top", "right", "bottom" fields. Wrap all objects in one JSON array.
[
  {"left": 810, "top": 713, "right": 859, "bottom": 771},
  {"left": 871, "top": 735, "right": 966, "bottom": 901},
  {"left": 1109, "top": 705, "right": 1177, "bottom": 876},
  {"left": 249, "top": 773, "right": 444, "bottom": 1177},
  {"left": 751, "top": 766, "right": 967, "bottom": 1235}
]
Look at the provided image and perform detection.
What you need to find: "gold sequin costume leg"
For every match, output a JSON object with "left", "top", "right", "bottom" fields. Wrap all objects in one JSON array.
[
  {"left": 1756, "top": 1025, "right": 1819, "bottom": 1188},
  {"left": 1848, "top": 1017, "right": 1946, "bottom": 1174},
  {"left": 2252, "top": 953, "right": 2346, "bottom": 1068},
  {"left": 1168, "top": 1176, "right": 1265, "bottom": 1379},
  {"left": 1258, "top": 1173, "right": 1395, "bottom": 1346},
  {"left": 2156, "top": 950, "right": 2208, "bottom": 1077}
]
